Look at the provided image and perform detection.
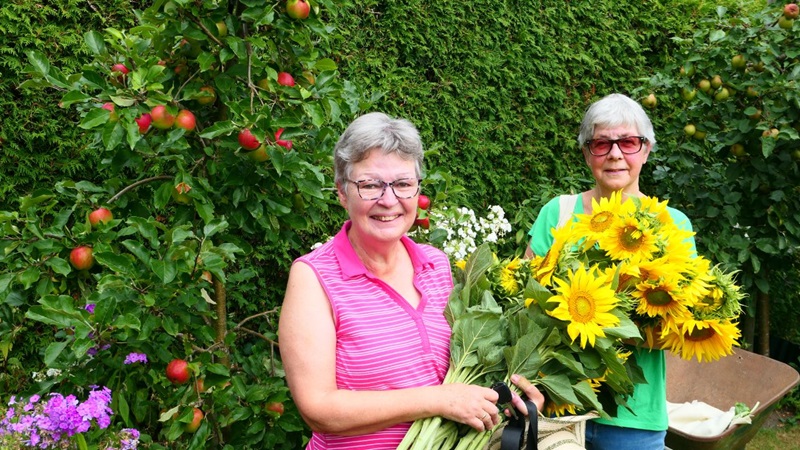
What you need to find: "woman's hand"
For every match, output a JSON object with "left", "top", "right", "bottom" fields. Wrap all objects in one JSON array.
[
  {"left": 437, "top": 383, "right": 502, "bottom": 431},
  {"left": 507, "top": 374, "right": 545, "bottom": 417}
]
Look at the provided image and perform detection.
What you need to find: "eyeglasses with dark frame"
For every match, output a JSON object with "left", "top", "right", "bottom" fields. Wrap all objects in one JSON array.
[
  {"left": 346, "top": 178, "right": 422, "bottom": 200},
  {"left": 584, "top": 136, "right": 648, "bottom": 156}
]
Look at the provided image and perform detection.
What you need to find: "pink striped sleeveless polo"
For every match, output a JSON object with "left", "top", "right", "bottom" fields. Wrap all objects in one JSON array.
[{"left": 296, "top": 221, "right": 453, "bottom": 449}]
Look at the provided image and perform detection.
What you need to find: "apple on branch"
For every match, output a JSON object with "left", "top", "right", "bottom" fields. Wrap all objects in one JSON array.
[
  {"left": 111, "top": 63, "right": 129, "bottom": 85},
  {"left": 89, "top": 207, "right": 113, "bottom": 227},
  {"left": 277, "top": 72, "right": 295, "bottom": 87},
  {"left": 238, "top": 128, "right": 261, "bottom": 150},
  {"left": 175, "top": 110, "right": 196, "bottom": 132},
  {"left": 196, "top": 86, "right": 216, "bottom": 105},
  {"left": 150, "top": 105, "right": 175, "bottom": 129},
  {"left": 184, "top": 408, "right": 204, "bottom": 433},
  {"left": 785, "top": 3, "right": 799, "bottom": 20},
  {"left": 166, "top": 358, "right": 191, "bottom": 384},
  {"left": 70, "top": 246, "right": 95, "bottom": 271},
  {"left": 286, "top": 0, "right": 310, "bottom": 19},
  {"left": 418, "top": 194, "right": 431, "bottom": 210},
  {"left": 101, "top": 102, "right": 119, "bottom": 122},
  {"left": 135, "top": 113, "right": 152, "bottom": 134}
]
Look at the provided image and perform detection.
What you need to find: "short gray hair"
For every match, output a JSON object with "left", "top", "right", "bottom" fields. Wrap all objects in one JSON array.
[
  {"left": 577, "top": 93, "right": 657, "bottom": 151},
  {"left": 333, "top": 112, "right": 424, "bottom": 186}
]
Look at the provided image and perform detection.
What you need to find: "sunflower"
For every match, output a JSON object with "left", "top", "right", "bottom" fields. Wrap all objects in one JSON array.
[
  {"left": 572, "top": 191, "right": 630, "bottom": 249},
  {"left": 661, "top": 318, "right": 741, "bottom": 362},
  {"left": 498, "top": 257, "right": 523, "bottom": 295},
  {"left": 677, "top": 255, "right": 713, "bottom": 304},
  {"left": 632, "top": 276, "right": 693, "bottom": 319},
  {"left": 534, "top": 221, "right": 574, "bottom": 287},
  {"left": 636, "top": 195, "right": 672, "bottom": 226},
  {"left": 693, "top": 265, "right": 745, "bottom": 319},
  {"left": 599, "top": 215, "right": 658, "bottom": 262},
  {"left": 547, "top": 264, "right": 621, "bottom": 348},
  {"left": 544, "top": 401, "right": 578, "bottom": 417}
]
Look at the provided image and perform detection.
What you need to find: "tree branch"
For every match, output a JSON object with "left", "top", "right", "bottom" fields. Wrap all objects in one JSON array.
[{"left": 108, "top": 175, "right": 173, "bottom": 204}]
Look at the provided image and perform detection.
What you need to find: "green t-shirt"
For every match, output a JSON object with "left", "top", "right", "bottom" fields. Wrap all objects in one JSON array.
[{"left": 527, "top": 194, "right": 695, "bottom": 431}]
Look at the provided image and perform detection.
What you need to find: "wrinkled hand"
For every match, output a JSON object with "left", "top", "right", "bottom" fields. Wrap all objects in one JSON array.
[
  {"left": 507, "top": 374, "right": 545, "bottom": 417},
  {"left": 438, "top": 383, "right": 501, "bottom": 431}
]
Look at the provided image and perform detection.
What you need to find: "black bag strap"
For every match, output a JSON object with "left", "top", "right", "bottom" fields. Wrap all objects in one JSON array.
[{"left": 499, "top": 399, "right": 538, "bottom": 450}]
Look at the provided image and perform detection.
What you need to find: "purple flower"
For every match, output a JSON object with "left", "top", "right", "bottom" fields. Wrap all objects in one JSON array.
[
  {"left": 119, "top": 428, "right": 141, "bottom": 449},
  {"left": 85, "top": 303, "right": 96, "bottom": 314},
  {"left": 123, "top": 352, "right": 148, "bottom": 365}
]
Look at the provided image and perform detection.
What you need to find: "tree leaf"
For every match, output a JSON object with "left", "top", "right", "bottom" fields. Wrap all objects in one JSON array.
[
  {"left": 84, "top": 30, "right": 107, "bottom": 55},
  {"left": 25, "top": 50, "right": 50, "bottom": 76}
]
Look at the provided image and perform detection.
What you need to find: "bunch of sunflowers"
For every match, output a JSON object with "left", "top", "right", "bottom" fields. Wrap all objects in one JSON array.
[
  {"left": 399, "top": 193, "right": 744, "bottom": 449},
  {"left": 522, "top": 191, "right": 744, "bottom": 363}
]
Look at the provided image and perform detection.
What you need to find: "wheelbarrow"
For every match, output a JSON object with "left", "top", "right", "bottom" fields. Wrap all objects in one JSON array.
[{"left": 665, "top": 347, "right": 800, "bottom": 450}]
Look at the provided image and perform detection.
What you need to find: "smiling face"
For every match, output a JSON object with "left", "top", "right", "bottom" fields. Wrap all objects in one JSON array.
[
  {"left": 337, "top": 148, "right": 419, "bottom": 248},
  {"left": 584, "top": 124, "right": 652, "bottom": 198}
]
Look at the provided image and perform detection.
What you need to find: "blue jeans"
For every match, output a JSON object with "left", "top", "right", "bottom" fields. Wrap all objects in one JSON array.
[{"left": 585, "top": 421, "right": 666, "bottom": 450}]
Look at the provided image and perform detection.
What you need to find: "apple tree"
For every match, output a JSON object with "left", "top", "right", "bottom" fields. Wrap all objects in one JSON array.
[
  {"left": 636, "top": 3, "right": 800, "bottom": 356},
  {"left": 1, "top": 0, "right": 365, "bottom": 448}
]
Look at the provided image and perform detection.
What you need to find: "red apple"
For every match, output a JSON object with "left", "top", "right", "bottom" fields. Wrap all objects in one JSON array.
[
  {"left": 111, "top": 63, "right": 129, "bottom": 76},
  {"left": 135, "top": 113, "right": 152, "bottom": 134},
  {"left": 70, "top": 246, "right": 94, "bottom": 270},
  {"left": 175, "top": 110, "right": 196, "bottom": 132},
  {"left": 785, "top": 3, "right": 799, "bottom": 19},
  {"left": 166, "top": 358, "right": 190, "bottom": 384},
  {"left": 89, "top": 207, "right": 113, "bottom": 227},
  {"left": 286, "top": 0, "right": 310, "bottom": 19},
  {"left": 150, "top": 105, "right": 175, "bottom": 129},
  {"left": 238, "top": 128, "right": 261, "bottom": 150},
  {"left": 111, "top": 63, "right": 129, "bottom": 84},
  {"left": 266, "top": 402, "right": 285, "bottom": 416},
  {"left": 274, "top": 128, "right": 293, "bottom": 149},
  {"left": 414, "top": 217, "right": 430, "bottom": 229},
  {"left": 101, "top": 102, "right": 118, "bottom": 122},
  {"left": 418, "top": 194, "right": 430, "bottom": 210},
  {"left": 277, "top": 72, "right": 295, "bottom": 87},
  {"left": 184, "top": 407, "right": 204, "bottom": 432},
  {"left": 197, "top": 86, "right": 216, "bottom": 105}
]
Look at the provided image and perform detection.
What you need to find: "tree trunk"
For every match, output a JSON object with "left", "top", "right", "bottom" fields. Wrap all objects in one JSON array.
[
  {"left": 757, "top": 290, "right": 770, "bottom": 356},
  {"left": 742, "top": 310, "right": 755, "bottom": 351},
  {"left": 213, "top": 275, "right": 230, "bottom": 367}
]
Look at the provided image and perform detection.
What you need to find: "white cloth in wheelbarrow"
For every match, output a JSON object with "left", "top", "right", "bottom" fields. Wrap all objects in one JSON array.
[{"left": 667, "top": 400, "right": 758, "bottom": 437}]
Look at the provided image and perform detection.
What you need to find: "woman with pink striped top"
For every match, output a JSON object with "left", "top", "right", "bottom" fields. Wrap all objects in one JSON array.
[{"left": 278, "top": 112, "right": 543, "bottom": 449}]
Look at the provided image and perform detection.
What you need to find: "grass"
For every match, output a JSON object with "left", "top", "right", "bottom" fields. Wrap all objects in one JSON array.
[{"left": 749, "top": 407, "right": 800, "bottom": 450}]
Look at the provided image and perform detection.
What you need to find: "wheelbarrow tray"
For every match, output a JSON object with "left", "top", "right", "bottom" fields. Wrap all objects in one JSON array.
[{"left": 665, "top": 347, "right": 800, "bottom": 450}]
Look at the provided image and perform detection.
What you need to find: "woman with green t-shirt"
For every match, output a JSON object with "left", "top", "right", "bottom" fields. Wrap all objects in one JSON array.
[{"left": 525, "top": 93, "right": 695, "bottom": 450}]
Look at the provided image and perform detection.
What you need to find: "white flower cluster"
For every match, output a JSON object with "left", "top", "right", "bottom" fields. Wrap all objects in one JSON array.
[
  {"left": 31, "top": 368, "right": 62, "bottom": 382},
  {"left": 423, "top": 205, "right": 512, "bottom": 261}
]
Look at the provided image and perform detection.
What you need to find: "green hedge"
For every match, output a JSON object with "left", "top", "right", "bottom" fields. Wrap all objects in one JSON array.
[
  {"left": 0, "top": 0, "right": 137, "bottom": 205},
  {"left": 330, "top": 0, "right": 756, "bottom": 212}
]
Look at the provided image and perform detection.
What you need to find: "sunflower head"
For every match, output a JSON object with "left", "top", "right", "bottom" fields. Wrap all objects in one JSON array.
[
  {"left": 547, "top": 264, "right": 621, "bottom": 348},
  {"left": 661, "top": 318, "right": 741, "bottom": 362},
  {"left": 600, "top": 216, "right": 659, "bottom": 262}
]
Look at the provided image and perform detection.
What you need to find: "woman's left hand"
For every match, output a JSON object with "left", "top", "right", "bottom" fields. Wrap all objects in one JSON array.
[{"left": 506, "top": 374, "right": 545, "bottom": 417}]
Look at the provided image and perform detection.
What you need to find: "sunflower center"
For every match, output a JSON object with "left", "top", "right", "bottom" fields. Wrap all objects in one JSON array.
[
  {"left": 644, "top": 288, "right": 673, "bottom": 306},
  {"left": 685, "top": 326, "right": 715, "bottom": 342},
  {"left": 568, "top": 292, "right": 596, "bottom": 323},
  {"left": 590, "top": 212, "right": 614, "bottom": 232},
  {"left": 619, "top": 226, "right": 644, "bottom": 250}
]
